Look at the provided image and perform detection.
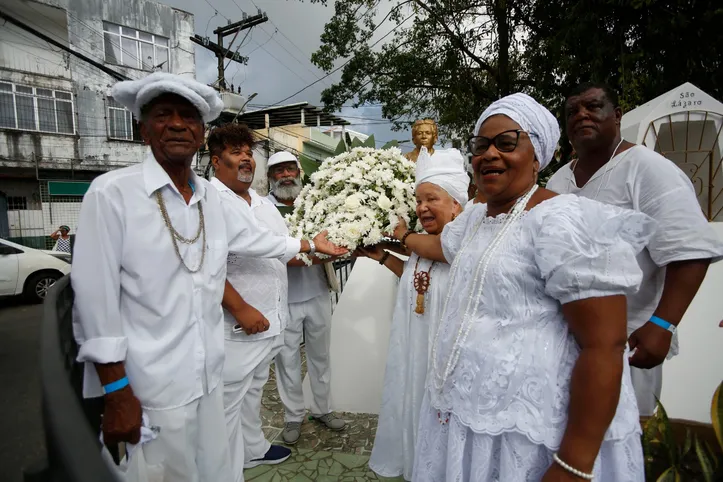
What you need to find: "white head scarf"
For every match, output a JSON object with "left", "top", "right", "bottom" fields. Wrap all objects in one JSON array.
[
  {"left": 415, "top": 147, "right": 469, "bottom": 206},
  {"left": 111, "top": 72, "right": 224, "bottom": 123},
  {"left": 473, "top": 93, "right": 560, "bottom": 169}
]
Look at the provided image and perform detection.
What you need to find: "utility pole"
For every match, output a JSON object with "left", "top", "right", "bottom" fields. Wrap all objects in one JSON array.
[{"left": 190, "top": 10, "right": 268, "bottom": 90}]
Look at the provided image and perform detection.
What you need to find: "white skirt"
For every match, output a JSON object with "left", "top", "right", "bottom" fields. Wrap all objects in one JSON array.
[{"left": 412, "top": 394, "right": 645, "bottom": 482}]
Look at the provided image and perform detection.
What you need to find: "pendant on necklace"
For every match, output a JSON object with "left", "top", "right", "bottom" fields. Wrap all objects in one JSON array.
[{"left": 413, "top": 270, "right": 430, "bottom": 314}]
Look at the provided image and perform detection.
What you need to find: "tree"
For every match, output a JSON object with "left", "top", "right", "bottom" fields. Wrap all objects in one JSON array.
[
  {"left": 522, "top": 0, "right": 723, "bottom": 169},
  {"left": 310, "top": 0, "right": 531, "bottom": 140},
  {"left": 311, "top": 0, "right": 723, "bottom": 157}
]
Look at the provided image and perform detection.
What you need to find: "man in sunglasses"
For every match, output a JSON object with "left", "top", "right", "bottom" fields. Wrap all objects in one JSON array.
[{"left": 546, "top": 82, "right": 723, "bottom": 417}]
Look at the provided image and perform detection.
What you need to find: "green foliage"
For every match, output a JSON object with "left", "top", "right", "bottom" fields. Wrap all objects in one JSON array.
[
  {"left": 642, "top": 382, "right": 723, "bottom": 481},
  {"left": 311, "top": 0, "right": 723, "bottom": 167},
  {"left": 275, "top": 205, "right": 294, "bottom": 217},
  {"left": 299, "top": 153, "right": 321, "bottom": 179}
]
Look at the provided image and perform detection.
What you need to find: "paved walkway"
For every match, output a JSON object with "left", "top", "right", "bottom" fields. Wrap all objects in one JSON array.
[{"left": 247, "top": 348, "right": 404, "bottom": 481}]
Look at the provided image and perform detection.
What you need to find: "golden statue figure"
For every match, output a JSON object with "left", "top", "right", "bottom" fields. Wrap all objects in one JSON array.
[{"left": 405, "top": 119, "right": 438, "bottom": 162}]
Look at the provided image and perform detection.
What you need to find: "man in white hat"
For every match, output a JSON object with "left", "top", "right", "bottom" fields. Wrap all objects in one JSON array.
[
  {"left": 71, "top": 73, "right": 346, "bottom": 482},
  {"left": 266, "top": 151, "right": 347, "bottom": 445}
]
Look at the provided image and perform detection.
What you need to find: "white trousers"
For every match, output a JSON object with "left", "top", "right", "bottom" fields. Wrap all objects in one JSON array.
[
  {"left": 140, "top": 386, "right": 233, "bottom": 482},
  {"left": 275, "top": 293, "right": 333, "bottom": 422},
  {"left": 223, "top": 335, "right": 283, "bottom": 481},
  {"left": 630, "top": 364, "right": 663, "bottom": 416}
]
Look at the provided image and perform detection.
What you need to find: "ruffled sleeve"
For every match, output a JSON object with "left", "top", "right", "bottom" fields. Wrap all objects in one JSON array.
[
  {"left": 440, "top": 203, "right": 480, "bottom": 263},
  {"left": 534, "top": 196, "right": 657, "bottom": 305}
]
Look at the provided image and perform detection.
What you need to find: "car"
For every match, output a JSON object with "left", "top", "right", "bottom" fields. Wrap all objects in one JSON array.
[{"left": 0, "top": 238, "right": 71, "bottom": 303}]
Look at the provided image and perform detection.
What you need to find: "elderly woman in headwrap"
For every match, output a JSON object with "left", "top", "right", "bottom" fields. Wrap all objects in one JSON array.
[
  {"left": 389, "top": 93, "right": 655, "bottom": 481},
  {"left": 356, "top": 147, "right": 469, "bottom": 481}
]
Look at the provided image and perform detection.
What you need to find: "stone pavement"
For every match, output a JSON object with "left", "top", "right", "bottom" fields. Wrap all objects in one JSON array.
[{"left": 247, "top": 347, "right": 404, "bottom": 482}]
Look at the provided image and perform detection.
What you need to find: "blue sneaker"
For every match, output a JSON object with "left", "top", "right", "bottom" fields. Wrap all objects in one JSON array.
[{"left": 244, "top": 445, "right": 292, "bottom": 469}]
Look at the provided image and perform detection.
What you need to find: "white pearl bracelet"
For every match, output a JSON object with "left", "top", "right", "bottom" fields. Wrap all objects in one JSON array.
[{"left": 552, "top": 453, "right": 594, "bottom": 480}]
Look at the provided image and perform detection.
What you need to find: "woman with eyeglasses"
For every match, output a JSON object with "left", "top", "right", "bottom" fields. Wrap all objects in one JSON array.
[{"left": 389, "top": 93, "right": 654, "bottom": 481}]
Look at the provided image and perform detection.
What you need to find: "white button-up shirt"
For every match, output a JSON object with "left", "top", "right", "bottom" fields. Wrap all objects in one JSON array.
[
  {"left": 72, "top": 154, "right": 300, "bottom": 410},
  {"left": 212, "top": 181, "right": 293, "bottom": 341},
  {"left": 267, "top": 191, "right": 329, "bottom": 303}
]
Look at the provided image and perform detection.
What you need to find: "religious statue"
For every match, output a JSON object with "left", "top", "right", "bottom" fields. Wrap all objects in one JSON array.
[{"left": 405, "top": 119, "right": 438, "bottom": 162}]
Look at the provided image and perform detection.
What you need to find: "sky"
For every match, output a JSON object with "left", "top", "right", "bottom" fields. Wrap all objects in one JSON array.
[{"left": 163, "top": 0, "right": 413, "bottom": 147}]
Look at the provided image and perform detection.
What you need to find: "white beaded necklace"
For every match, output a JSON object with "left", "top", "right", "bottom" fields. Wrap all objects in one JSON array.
[
  {"left": 569, "top": 138, "right": 624, "bottom": 201},
  {"left": 431, "top": 184, "right": 539, "bottom": 391}
]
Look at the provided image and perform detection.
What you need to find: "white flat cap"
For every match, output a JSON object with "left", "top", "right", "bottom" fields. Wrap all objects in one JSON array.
[
  {"left": 267, "top": 151, "right": 300, "bottom": 168},
  {"left": 111, "top": 72, "right": 224, "bottom": 123}
]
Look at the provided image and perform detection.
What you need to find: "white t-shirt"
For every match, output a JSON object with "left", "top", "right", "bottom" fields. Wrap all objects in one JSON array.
[
  {"left": 267, "top": 192, "right": 329, "bottom": 303},
  {"left": 212, "top": 181, "right": 294, "bottom": 341},
  {"left": 546, "top": 145, "right": 723, "bottom": 356}
]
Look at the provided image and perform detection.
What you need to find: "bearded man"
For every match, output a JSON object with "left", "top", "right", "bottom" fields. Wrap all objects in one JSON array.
[
  {"left": 546, "top": 82, "right": 723, "bottom": 416},
  {"left": 266, "top": 151, "right": 347, "bottom": 445},
  {"left": 207, "top": 127, "right": 347, "bottom": 478},
  {"left": 72, "top": 73, "right": 345, "bottom": 482}
]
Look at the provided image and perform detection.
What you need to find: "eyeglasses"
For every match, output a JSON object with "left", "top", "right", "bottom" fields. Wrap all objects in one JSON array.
[
  {"left": 467, "top": 129, "right": 533, "bottom": 156},
  {"left": 270, "top": 165, "right": 300, "bottom": 176}
]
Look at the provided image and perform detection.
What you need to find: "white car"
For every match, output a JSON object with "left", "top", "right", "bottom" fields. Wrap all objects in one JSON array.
[{"left": 0, "top": 238, "right": 71, "bottom": 303}]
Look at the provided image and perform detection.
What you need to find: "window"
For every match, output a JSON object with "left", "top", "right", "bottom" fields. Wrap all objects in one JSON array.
[
  {"left": 7, "top": 196, "right": 28, "bottom": 210},
  {"left": 103, "top": 22, "right": 170, "bottom": 72},
  {"left": 107, "top": 97, "right": 142, "bottom": 141},
  {"left": 0, "top": 82, "right": 75, "bottom": 134}
]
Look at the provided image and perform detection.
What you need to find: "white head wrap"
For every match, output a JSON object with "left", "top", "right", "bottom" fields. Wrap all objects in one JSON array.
[
  {"left": 111, "top": 72, "right": 224, "bottom": 123},
  {"left": 473, "top": 93, "right": 560, "bottom": 169},
  {"left": 415, "top": 147, "right": 469, "bottom": 206},
  {"left": 267, "top": 151, "right": 301, "bottom": 168}
]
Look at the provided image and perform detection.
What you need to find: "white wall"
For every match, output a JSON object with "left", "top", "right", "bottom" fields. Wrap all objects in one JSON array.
[{"left": 661, "top": 222, "right": 723, "bottom": 422}]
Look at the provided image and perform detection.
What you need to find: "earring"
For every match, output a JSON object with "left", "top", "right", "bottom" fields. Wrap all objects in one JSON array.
[{"left": 451, "top": 213, "right": 457, "bottom": 221}]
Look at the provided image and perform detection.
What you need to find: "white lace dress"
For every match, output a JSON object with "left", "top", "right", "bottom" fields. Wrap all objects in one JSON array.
[
  {"left": 412, "top": 195, "right": 656, "bottom": 482},
  {"left": 369, "top": 254, "right": 451, "bottom": 480}
]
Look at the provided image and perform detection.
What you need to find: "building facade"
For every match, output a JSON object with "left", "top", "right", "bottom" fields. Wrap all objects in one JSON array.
[{"left": 0, "top": 0, "right": 195, "bottom": 248}]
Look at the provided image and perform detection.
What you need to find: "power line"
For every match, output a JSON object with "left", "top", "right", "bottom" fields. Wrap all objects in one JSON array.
[
  {"left": 227, "top": 0, "right": 330, "bottom": 88},
  {"left": 269, "top": 11, "right": 414, "bottom": 107},
  {"left": 0, "top": 10, "right": 131, "bottom": 81}
]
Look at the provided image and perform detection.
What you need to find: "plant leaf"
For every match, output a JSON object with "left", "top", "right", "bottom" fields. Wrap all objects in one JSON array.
[
  {"left": 334, "top": 139, "right": 348, "bottom": 155},
  {"left": 350, "top": 136, "right": 364, "bottom": 149},
  {"left": 362, "top": 134, "right": 376, "bottom": 148},
  {"left": 681, "top": 428, "right": 693, "bottom": 459},
  {"left": 642, "top": 416, "right": 659, "bottom": 475},
  {"left": 381, "top": 140, "right": 399, "bottom": 150},
  {"left": 655, "top": 466, "right": 681, "bottom": 482},
  {"left": 299, "top": 154, "right": 321, "bottom": 179},
  {"left": 703, "top": 439, "right": 720, "bottom": 471},
  {"left": 654, "top": 396, "right": 679, "bottom": 466},
  {"left": 275, "top": 205, "right": 294, "bottom": 217},
  {"left": 694, "top": 435, "right": 715, "bottom": 482},
  {"left": 712, "top": 380, "right": 723, "bottom": 451}
]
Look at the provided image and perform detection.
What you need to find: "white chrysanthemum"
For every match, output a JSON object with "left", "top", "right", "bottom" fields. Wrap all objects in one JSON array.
[{"left": 287, "top": 146, "right": 418, "bottom": 265}]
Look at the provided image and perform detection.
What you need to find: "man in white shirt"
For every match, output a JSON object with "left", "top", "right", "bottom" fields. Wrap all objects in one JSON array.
[
  {"left": 71, "top": 73, "right": 345, "bottom": 482},
  {"left": 546, "top": 82, "right": 723, "bottom": 416},
  {"left": 207, "top": 125, "right": 318, "bottom": 477},
  {"left": 266, "top": 151, "right": 347, "bottom": 445}
]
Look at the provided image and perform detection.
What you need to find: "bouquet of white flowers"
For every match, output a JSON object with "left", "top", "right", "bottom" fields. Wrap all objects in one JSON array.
[{"left": 286, "top": 146, "right": 418, "bottom": 265}]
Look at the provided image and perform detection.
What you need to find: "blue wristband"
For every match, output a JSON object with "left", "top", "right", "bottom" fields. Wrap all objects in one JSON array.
[
  {"left": 103, "top": 376, "right": 129, "bottom": 395},
  {"left": 649, "top": 315, "right": 676, "bottom": 333}
]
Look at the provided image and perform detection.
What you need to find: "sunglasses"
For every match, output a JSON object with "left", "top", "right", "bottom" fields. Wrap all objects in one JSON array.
[{"left": 467, "top": 129, "right": 535, "bottom": 156}]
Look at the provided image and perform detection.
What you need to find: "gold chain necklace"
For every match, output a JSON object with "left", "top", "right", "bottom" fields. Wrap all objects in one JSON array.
[{"left": 155, "top": 190, "right": 206, "bottom": 273}]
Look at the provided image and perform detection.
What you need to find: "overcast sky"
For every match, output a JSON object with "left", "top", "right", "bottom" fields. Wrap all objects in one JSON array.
[{"left": 163, "top": 0, "right": 413, "bottom": 147}]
